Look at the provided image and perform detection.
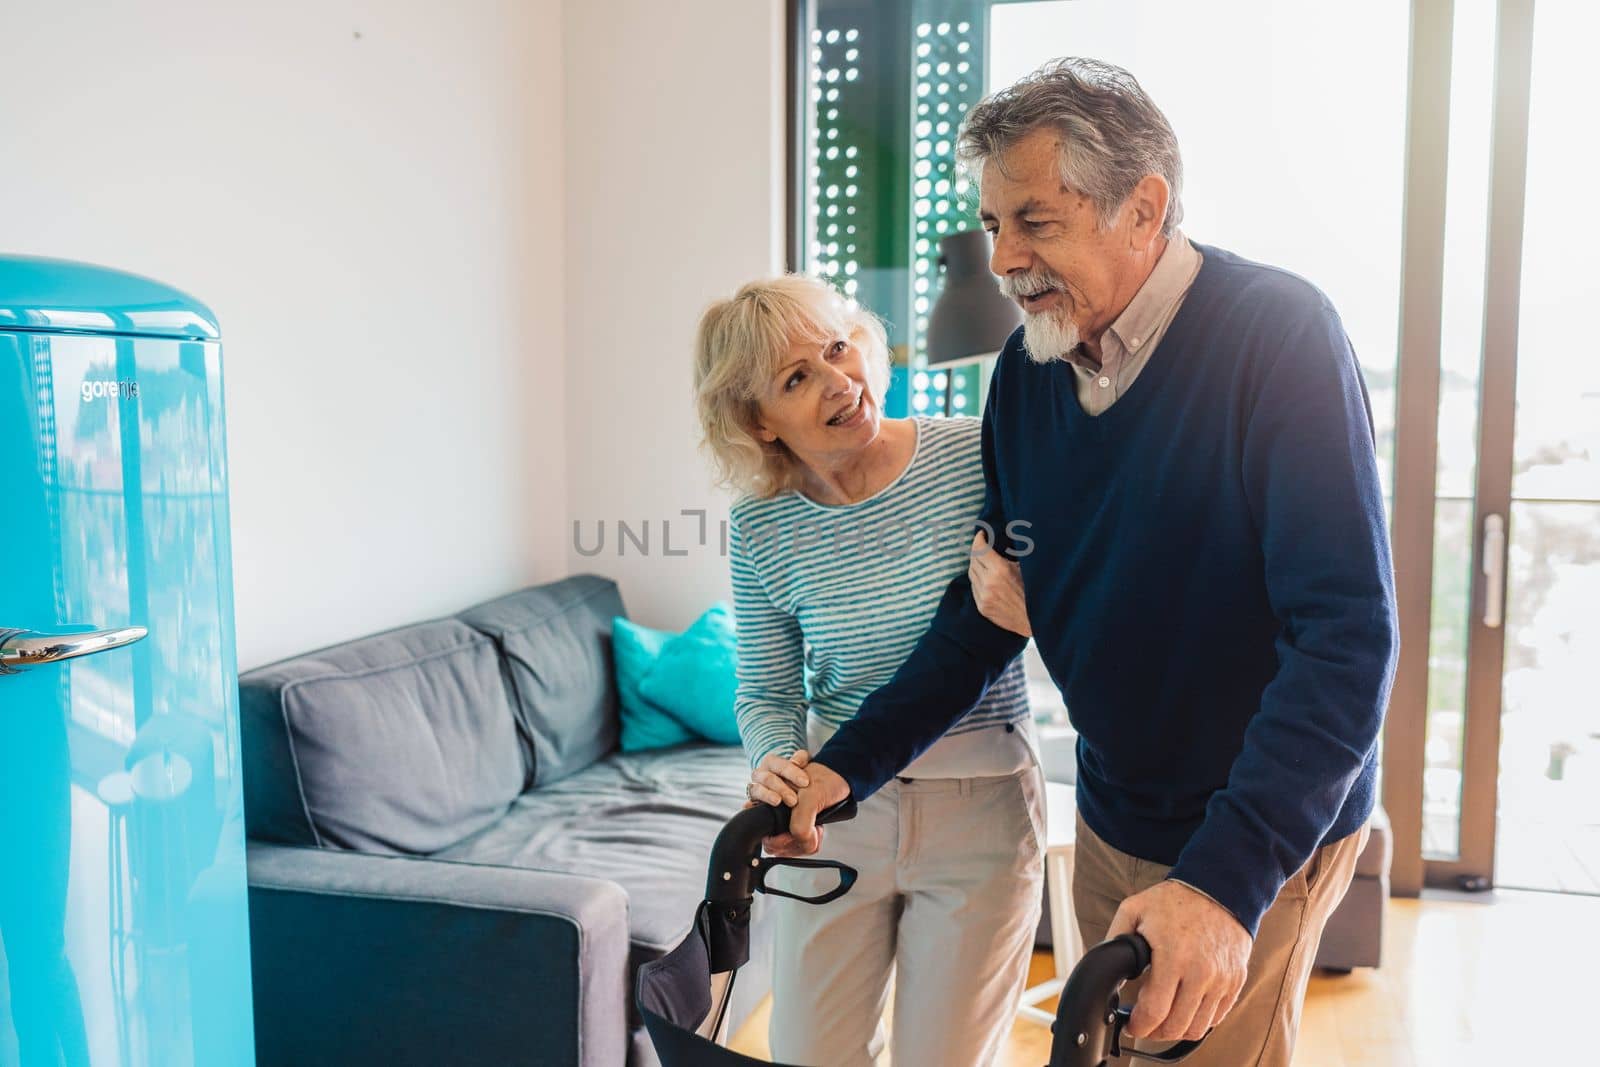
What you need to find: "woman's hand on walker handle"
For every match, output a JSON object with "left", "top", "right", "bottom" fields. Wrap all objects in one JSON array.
[
  {"left": 747, "top": 749, "right": 812, "bottom": 807},
  {"left": 1106, "top": 879, "right": 1252, "bottom": 1043},
  {"left": 765, "top": 761, "right": 851, "bottom": 857}
]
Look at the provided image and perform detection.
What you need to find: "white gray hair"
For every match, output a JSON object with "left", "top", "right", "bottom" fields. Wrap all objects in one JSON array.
[
  {"left": 693, "top": 275, "right": 891, "bottom": 499},
  {"left": 957, "top": 57, "right": 1184, "bottom": 236}
]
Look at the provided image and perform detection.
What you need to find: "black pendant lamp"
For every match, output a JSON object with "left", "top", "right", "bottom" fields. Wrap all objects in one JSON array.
[{"left": 925, "top": 228, "right": 1022, "bottom": 414}]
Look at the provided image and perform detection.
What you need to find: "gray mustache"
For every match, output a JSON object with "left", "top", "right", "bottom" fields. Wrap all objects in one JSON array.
[{"left": 999, "top": 271, "right": 1067, "bottom": 301}]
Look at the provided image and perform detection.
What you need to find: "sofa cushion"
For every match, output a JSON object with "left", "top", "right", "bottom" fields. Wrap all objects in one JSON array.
[
  {"left": 432, "top": 743, "right": 779, "bottom": 1041},
  {"left": 432, "top": 743, "right": 751, "bottom": 956},
  {"left": 457, "top": 576, "right": 624, "bottom": 786},
  {"left": 637, "top": 603, "right": 742, "bottom": 746},
  {"left": 613, "top": 616, "right": 699, "bottom": 753},
  {"left": 239, "top": 619, "right": 527, "bottom": 854}
]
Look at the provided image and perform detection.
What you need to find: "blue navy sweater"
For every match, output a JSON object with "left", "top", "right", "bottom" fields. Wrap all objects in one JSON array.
[{"left": 815, "top": 245, "right": 1399, "bottom": 936}]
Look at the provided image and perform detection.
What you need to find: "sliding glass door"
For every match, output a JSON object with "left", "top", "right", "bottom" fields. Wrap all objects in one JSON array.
[
  {"left": 1415, "top": 0, "right": 1600, "bottom": 894},
  {"left": 1491, "top": 0, "right": 1600, "bottom": 892}
]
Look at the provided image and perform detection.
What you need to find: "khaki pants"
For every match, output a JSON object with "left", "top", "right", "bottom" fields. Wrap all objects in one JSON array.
[
  {"left": 767, "top": 770, "right": 1046, "bottom": 1067},
  {"left": 1072, "top": 813, "right": 1369, "bottom": 1067}
]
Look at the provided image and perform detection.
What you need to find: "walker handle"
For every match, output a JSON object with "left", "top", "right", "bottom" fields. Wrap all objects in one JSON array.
[
  {"left": 1048, "top": 933, "right": 1208, "bottom": 1066},
  {"left": 705, "top": 797, "right": 857, "bottom": 903},
  {"left": 754, "top": 855, "right": 859, "bottom": 905}
]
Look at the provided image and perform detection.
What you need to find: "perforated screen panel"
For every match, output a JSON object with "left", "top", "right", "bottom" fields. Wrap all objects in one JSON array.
[{"left": 799, "top": 0, "right": 991, "bottom": 419}]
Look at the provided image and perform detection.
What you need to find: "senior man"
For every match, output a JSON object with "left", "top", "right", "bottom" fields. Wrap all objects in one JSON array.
[{"left": 777, "top": 58, "right": 1398, "bottom": 1066}]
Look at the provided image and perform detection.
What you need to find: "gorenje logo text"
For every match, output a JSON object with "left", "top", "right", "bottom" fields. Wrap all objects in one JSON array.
[{"left": 80, "top": 380, "right": 140, "bottom": 402}]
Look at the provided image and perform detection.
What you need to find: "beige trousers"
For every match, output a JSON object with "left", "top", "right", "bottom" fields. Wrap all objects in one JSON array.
[
  {"left": 1072, "top": 813, "right": 1369, "bottom": 1067},
  {"left": 766, "top": 769, "right": 1046, "bottom": 1067}
]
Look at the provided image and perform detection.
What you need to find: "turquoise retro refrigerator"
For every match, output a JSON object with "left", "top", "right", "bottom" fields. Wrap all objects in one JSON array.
[{"left": 0, "top": 257, "right": 255, "bottom": 1066}]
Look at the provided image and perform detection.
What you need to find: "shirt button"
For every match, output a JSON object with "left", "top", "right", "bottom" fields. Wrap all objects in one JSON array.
[
  {"left": 1130, "top": 336, "right": 1143, "bottom": 348},
  {"left": 1098, "top": 376, "right": 1111, "bottom": 389}
]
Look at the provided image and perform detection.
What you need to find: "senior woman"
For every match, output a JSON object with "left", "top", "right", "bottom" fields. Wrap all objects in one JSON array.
[{"left": 692, "top": 274, "right": 1044, "bottom": 1067}]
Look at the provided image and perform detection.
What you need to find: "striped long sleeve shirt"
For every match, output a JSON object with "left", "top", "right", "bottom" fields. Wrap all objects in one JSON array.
[{"left": 729, "top": 416, "right": 1031, "bottom": 777}]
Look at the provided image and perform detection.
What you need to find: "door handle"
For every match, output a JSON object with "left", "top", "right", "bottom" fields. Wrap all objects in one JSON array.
[
  {"left": 0, "top": 625, "right": 148, "bottom": 676},
  {"left": 1482, "top": 513, "right": 1507, "bottom": 629}
]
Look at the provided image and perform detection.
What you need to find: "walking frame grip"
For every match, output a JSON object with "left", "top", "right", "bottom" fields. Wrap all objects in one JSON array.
[
  {"left": 706, "top": 797, "right": 858, "bottom": 905},
  {"left": 752, "top": 856, "right": 858, "bottom": 905},
  {"left": 1049, "top": 933, "right": 1208, "bottom": 1067}
]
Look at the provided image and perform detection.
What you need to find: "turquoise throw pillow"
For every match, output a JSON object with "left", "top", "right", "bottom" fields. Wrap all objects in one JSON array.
[
  {"left": 638, "top": 602, "right": 741, "bottom": 746},
  {"left": 612, "top": 616, "right": 697, "bottom": 752}
]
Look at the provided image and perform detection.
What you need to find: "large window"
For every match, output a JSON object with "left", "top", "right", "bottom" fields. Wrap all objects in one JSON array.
[
  {"left": 794, "top": 0, "right": 1600, "bottom": 897},
  {"left": 795, "top": 0, "right": 1407, "bottom": 489},
  {"left": 798, "top": 2, "right": 995, "bottom": 419}
]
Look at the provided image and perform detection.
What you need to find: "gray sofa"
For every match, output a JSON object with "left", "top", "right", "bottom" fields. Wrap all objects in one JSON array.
[
  {"left": 239, "top": 575, "right": 768, "bottom": 1067},
  {"left": 1312, "top": 803, "right": 1392, "bottom": 972}
]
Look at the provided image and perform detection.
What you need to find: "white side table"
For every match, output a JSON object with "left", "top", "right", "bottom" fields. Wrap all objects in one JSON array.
[{"left": 1019, "top": 779, "right": 1081, "bottom": 1026}]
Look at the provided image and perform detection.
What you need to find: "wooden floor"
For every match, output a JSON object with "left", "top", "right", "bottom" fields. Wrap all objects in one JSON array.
[{"left": 729, "top": 889, "right": 1599, "bottom": 1065}]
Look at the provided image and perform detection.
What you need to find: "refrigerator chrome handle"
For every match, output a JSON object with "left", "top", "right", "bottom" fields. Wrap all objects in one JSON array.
[
  {"left": 0, "top": 625, "right": 148, "bottom": 675},
  {"left": 1482, "top": 513, "right": 1507, "bottom": 629}
]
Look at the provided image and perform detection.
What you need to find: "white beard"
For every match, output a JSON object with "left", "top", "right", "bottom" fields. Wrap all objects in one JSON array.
[{"left": 1021, "top": 309, "right": 1082, "bottom": 365}]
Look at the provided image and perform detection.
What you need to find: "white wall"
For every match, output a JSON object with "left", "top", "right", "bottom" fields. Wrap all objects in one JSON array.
[
  {"left": 0, "top": 0, "right": 568, "bottom": 668},
  {"left": 3, "top": 0, "right": 786, "bottom": 658},
  {"left": 564, "top": 0, "right": 787, "bottom": 628}
]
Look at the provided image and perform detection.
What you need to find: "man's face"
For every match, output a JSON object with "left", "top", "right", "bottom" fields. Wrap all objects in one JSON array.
[{"left": 978, "top": 127, "right": 1150, "bottom": 363}]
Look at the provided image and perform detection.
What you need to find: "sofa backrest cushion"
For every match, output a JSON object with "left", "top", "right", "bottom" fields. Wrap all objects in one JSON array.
[
  {"left": 456, "top": 575, "right": 624, "bottom": 786},
  {"left": 239, "top": 619, "right": 528, "bottom": 854}
]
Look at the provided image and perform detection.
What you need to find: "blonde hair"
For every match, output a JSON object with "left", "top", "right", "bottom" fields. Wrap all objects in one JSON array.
[{"left": 693, "top": 275, "right": 891, "bottom": 499}]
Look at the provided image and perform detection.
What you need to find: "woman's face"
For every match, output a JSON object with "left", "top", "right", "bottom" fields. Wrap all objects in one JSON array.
[{"left": 749, "top": 327, "right": 881, "bottom": 465}]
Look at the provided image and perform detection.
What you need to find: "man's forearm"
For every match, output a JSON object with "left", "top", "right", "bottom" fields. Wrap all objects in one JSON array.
[
  {"left": 814, "top": 577, "right": 1025, "bottom": 800},
  {"left": 1170, "top": 295, "right": 1401, "bottom": 935},
  {"left": 1166, "top": 595, "right": 1393, "bottom": 935}
]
